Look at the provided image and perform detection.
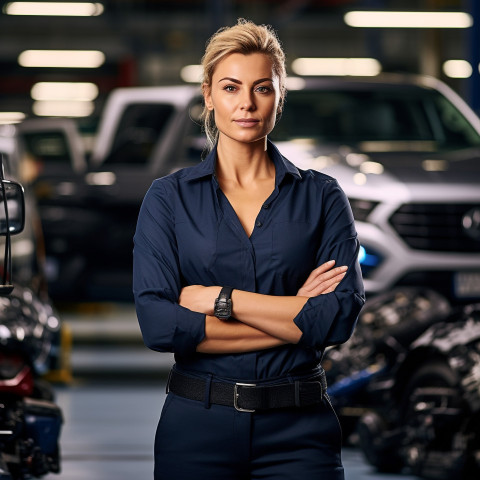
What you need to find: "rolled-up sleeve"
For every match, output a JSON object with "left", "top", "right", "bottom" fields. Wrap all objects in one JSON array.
[
  {"left": 133, "top": 180, "right": 205, "bottom": 357},
  {"left": 293, "top": 179, "right": 365, "bottom": 350}
]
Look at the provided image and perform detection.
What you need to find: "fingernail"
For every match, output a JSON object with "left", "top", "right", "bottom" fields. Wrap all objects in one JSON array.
[{"left": 327, "top": 260, "right": 335, "bottom": 265}]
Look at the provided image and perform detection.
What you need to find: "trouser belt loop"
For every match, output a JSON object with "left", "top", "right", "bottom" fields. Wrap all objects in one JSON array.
[
  {"left": 204, "top": 374, "right": 213, "bottom": 409},
  {"left": 294, "top": 380, "right": 301, "bottom": 407}
]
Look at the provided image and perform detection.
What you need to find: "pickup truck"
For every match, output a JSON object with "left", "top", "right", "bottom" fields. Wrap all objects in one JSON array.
[
  {"left": 21, "top": 74, "right": 480, "bottom": 304},
  {"left": 20, "top": 86, "right": 205, "bottom": 300}
]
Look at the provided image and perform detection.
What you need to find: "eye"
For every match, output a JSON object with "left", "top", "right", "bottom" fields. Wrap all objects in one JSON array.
[
  {"left": 255, "top": 85, "right": 272, "bottom": 94},
  {"left": 223, "top": 85, "right": 237, "bottom": 92}
]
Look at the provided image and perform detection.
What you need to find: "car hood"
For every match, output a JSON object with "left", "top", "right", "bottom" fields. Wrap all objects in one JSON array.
[{"left": 275, "top": 140, "right": 480, "bottom": 202}]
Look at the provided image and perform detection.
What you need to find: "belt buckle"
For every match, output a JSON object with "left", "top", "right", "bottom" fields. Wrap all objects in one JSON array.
[{"left": 234, "top": 382, "right": 256, "bottom": 412}]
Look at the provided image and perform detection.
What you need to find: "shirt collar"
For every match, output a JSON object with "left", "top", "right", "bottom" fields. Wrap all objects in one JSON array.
[{"left": 183, "top": 138, "right": 302, "bottom": 184}]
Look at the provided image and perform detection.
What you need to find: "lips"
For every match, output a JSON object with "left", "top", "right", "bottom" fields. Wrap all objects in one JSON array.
[{"left": 234, "top": 118, "right": 260, "bottom": 127}]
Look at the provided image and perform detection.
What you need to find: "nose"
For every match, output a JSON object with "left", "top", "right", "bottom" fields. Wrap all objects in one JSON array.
[{"left": 240, "top": 90, "right": 255, "bottom": 111}]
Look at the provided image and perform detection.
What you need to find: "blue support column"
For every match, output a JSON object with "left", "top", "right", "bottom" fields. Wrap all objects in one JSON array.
[{"left": 467, "top": 0, "right": 480, "bottom": 113}]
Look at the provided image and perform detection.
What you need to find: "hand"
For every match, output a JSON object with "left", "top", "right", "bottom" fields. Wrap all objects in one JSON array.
[
  {"left": 179, "top": 285, "right": 221, "bottom": 315},
  {"left": 296, "top": 260, "right": 347, "bottom": 297}
]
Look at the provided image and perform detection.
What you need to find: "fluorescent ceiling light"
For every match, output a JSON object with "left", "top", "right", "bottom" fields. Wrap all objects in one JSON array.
[
  {"left": 285, "top": 77, "right": 306, "bottom": 90},
  {"left": 19, "top": 50, "right": 105, "bottom": 68},
  {"left": 0, "top": 112, "right": 26, "bottom": 124},
  {"left": 442, "top": 60, "right": 472, "bottom": 78},
  {"left": 291, "top": 58, "right": 381, "bottom": 76},
  {"left": 180, "top": 65, "right": 203, "bottom": 83},
  {"left": 4, "top": 2, "right": 104, "bottom": 16},
  {"left": 33, "top": 100, "right": 95, "bottom": 117},
  {"left": 31, "top": 82, "right": 99, "bottom": 101},
  {"left": 344, "top": 11, "right": 473, "bottom": 28}
]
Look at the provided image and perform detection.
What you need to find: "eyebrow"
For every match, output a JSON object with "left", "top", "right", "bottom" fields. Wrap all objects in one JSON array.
[{"left": 217, "top": 77, "right": 273, "bottom": 85}]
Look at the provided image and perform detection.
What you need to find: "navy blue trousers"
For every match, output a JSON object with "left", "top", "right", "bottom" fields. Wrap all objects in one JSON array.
[{"left": 154, "top": 391, "right": 344, "bottom": 479}]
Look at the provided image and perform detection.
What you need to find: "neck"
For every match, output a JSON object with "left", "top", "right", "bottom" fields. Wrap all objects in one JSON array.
[{"left": 216, "top": 136, "right": 273, "bottom": 184}]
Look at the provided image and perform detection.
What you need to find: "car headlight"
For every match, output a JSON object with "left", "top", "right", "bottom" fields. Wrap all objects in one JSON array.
[
  {"left": 349, "top": 198, "right": 379, "bottom": 222},
  {"left": 358, "top": 244, "right": 383, "bottom": 278}
]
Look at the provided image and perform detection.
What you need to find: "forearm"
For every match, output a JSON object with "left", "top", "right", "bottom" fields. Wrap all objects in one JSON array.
[
  {"left": 180, "top": 262, "right": 347, "bottom": 346},
  {"left": 196, "top": 315, "right": 287, "bottom": 354},
  {"left": 231, "top": 290, "right": 306, "bottom": 343}
]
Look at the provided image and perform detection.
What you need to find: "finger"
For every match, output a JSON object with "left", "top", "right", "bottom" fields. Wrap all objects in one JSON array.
[
  {"left": 302, "top": 266, "right": 347, "bottom": 293},
  {"left": 308, "top": 272, "right": 346, "bottom": 296},
  {"left": 310, "top": 260, "right": 336, "bottom": 277},
  {"left": 302, "top": 260, "right": 336, "bottom": 285},
  {"left": 321, "top": 282, "right": 340, "bottom": 295}
]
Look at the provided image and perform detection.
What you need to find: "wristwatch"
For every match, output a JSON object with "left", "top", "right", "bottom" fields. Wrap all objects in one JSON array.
[{"left": 214, "top": 286, "right": 234, "bottom": 320}]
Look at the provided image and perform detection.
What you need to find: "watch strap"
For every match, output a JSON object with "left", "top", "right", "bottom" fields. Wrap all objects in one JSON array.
[
  {"left": 214, "top": 286, "right": 234, "bottom": 320},
  {"left": 218, "top": 286, "right": 233, "bottom": 302}
]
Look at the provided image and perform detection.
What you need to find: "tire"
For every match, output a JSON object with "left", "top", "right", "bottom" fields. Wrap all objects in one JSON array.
[
  {"left": 357, "top": 410, "right": 404, "bottom": 472},
  {"left": 401, "top": 360, "right": 468, "bottom": 479}
]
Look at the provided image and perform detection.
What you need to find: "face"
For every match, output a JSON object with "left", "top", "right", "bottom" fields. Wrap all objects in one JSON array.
[{"left": 203, "top": 52, "right": 280, "bottom": 146}]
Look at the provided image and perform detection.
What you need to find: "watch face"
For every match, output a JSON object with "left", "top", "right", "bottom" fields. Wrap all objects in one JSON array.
[{"left": 215, "top": 298, "right": 232, "bottom": 319}]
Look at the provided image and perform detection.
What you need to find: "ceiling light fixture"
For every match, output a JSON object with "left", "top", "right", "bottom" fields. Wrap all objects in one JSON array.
[
  {"left": 443, "top": 60, "right": 472, "bottom": 78},
  {"left": 0, "top": 112, "right": 26, "bottom": 124},
  {"left": 4, "top": 2, "right": 104, "bottom": 16},
  {"left": 19, "top": 50, "right": 105, "bottom": 68},
  {"left": 291, "top": 58, "right": 381, "bottom": 76},
  {"left": 285, "top": 77, "right": 306, "bottom": 90},
  {"left": 31, "top": 82, "right": 99, "bottom": 101},
  {"left": 33, "top": 100, "right": 95, "bottom": 117},
  {"left": 344, "top": 11, "right": 473, "bottom": 29},
  {"left": 180, "top": 65, "right": 203, "bottom": 83}
]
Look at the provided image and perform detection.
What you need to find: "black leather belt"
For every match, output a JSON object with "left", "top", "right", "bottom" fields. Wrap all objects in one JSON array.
[{"left": 167, "top": 368, "right": 327, "bottom": 412}]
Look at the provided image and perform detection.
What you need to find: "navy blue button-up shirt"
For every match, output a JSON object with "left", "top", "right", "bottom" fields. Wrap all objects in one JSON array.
[{"left": 133, "top": 140, "right": 365, "bottom": 381}]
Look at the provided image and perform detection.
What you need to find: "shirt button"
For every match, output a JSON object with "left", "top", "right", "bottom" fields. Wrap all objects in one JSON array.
[
  {"left": 262, "top": 203, "right": 270, "bottom": 209},
  {"left": 256, "top": 220, "right": 263, "bottom": 228}
]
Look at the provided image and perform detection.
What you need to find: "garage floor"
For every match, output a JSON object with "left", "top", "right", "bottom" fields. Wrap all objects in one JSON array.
[{"left": 43, "top": 303, "right": 421, "bottom": 480}]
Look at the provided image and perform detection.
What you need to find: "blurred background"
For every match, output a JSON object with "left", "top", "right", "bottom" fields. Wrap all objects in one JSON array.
[
  {"left": 1, "top": 1, "right": 480, "bottom": 480},
  {"left": 1, "top": 0, "right": 480, "bottom": 121}
]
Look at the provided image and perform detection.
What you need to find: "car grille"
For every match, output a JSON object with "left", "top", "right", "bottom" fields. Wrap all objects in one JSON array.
[{"left": 389, "top": 203, "right": 480, "bottom": 252}]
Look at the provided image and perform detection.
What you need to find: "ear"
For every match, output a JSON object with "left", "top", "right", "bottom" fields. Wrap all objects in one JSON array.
[{"left": 202, "top": 83, "right": 214, "bottom": 111}]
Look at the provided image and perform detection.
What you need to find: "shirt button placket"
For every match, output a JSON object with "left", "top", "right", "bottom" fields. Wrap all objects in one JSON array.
[{"left": 255, "top": 202, "right": 271, "bottom": 229}]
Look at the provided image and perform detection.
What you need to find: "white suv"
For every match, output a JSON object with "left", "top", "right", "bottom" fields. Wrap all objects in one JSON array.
[{"left": 272, "top": 74, "right": 480, "bottom": 305}]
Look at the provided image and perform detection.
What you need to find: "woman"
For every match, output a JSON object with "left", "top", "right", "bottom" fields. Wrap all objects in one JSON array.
[{"left": 133, "top": 18, "right": 365, "bottom": 480}]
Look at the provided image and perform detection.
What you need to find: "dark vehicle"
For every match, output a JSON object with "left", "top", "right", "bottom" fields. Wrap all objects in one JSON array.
[
  {"left": 0, "top": 146, "right": 63, "bottom": 478},
  {"left": 21, "top": 87, "right": 204, "bottom": 301},
  {"left": 323, "top": 287, "right": 480, "bottom": 479},
  {"left": 13, "top": 119, "right": 90, "bottom": 301}
]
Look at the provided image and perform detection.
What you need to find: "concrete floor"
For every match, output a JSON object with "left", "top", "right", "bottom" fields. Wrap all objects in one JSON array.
[{"left": 43, "top": 302, "right": 421, "bottom": 480}]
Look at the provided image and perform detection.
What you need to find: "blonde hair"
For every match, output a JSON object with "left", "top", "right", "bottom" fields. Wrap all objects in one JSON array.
[{"left": 201, "top": 18, "right": 287, "bottom": 151}]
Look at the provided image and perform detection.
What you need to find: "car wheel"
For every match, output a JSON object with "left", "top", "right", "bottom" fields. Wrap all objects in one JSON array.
[
  {"left": 357, "top": 410, "right": 404, "bottom": 472},
  {"left": 400, "top": 360, "right": 475, "bottom": 479}
]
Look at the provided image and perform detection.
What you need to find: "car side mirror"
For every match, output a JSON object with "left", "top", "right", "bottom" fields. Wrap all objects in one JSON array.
[
  {"left": 0, "top": 177, "right": 25, "bottom": 295},
  {"left": 0, "top": 180, "right": 25, "bottom": 235}
]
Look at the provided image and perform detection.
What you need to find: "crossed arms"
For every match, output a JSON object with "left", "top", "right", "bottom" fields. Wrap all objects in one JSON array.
[{"left": 179, "top": 260, "right": 347, "bottom": 353}]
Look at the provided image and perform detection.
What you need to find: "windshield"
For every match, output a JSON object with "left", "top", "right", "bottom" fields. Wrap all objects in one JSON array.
[
  {"left": 270, "top": 86, "right": 480, "bottom": 152},
  {"left": 22, "top": 132, "right": 72, "bottom": 164},
  {"left": 104, "top": 103, "right": 174, "bottom": 165}
]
